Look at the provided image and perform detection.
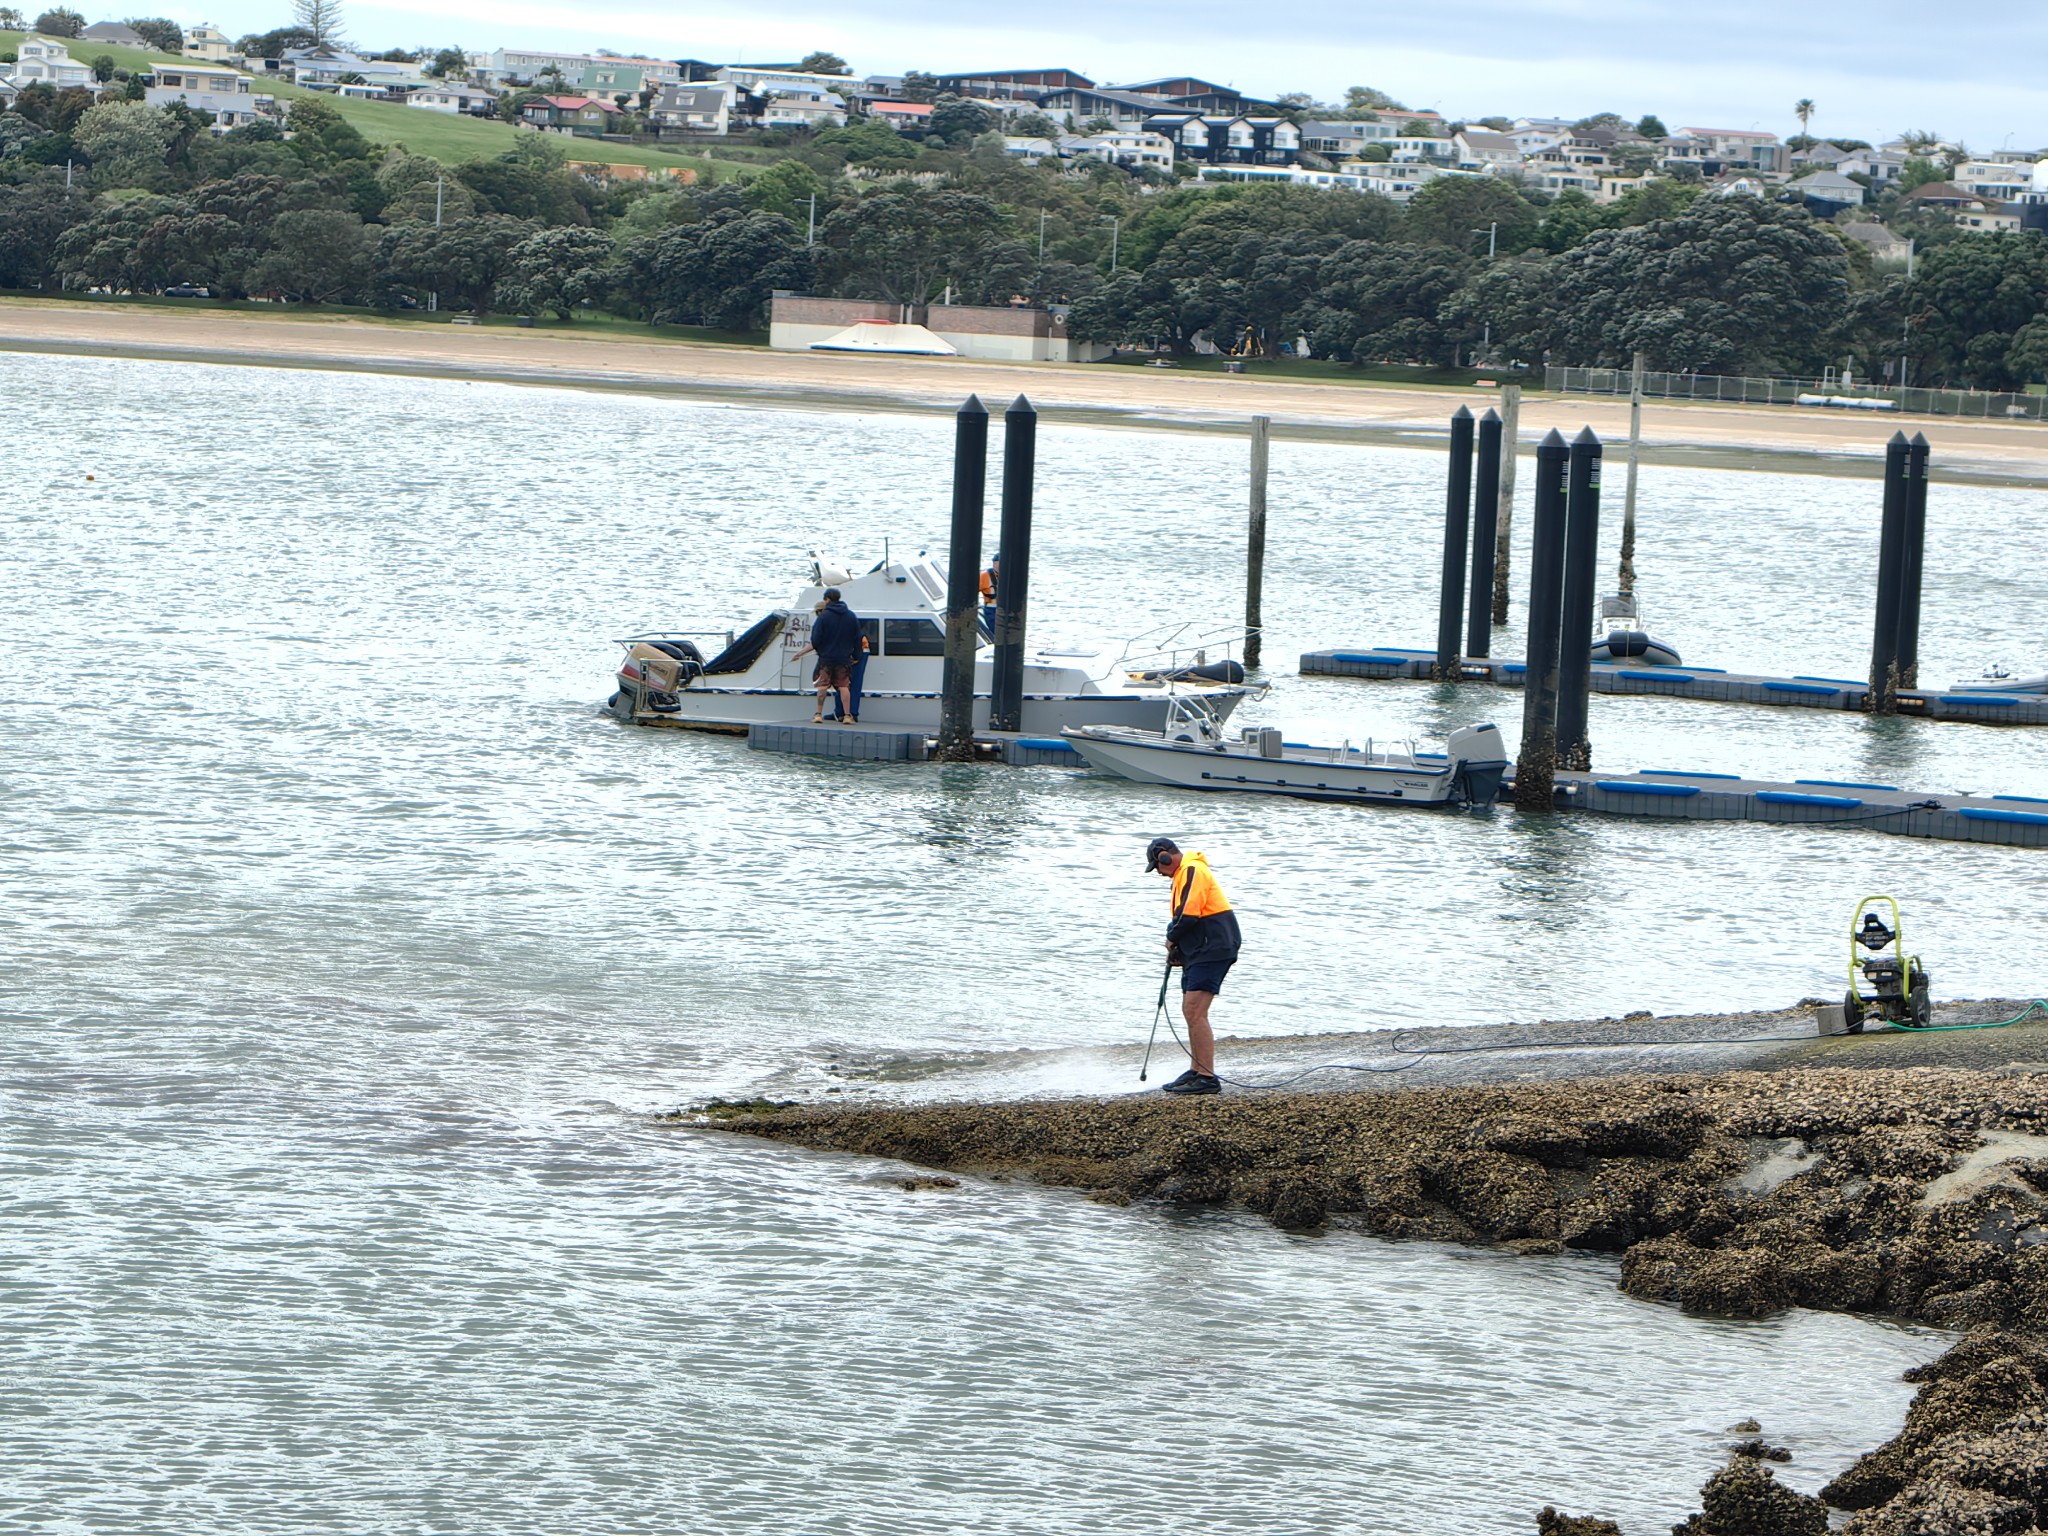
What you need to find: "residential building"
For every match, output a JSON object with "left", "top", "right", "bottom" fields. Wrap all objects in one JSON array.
[
  {"left": 1594, "top": 174, "right": 1660, "bottom": 203},
  {"left": 182, "top": 23, "right": 231, "bottom": 61},
  {"left": 1453, "top": 129, "right": 1521, "bottom": 172},
  {"left": 80, "top": 21, "right": 148, "bottom": 45},
  {"left": 1842, "top": 222, "right": 1910, "bottom": 261},
  {"left": 647, "top": 82, "right": 732, "bottom": 135},
  {"left": 935, "top": 67, "right": 1092, "bottom": 99},
  {"left": 1958, "top": 203, "right": 2024, "bottom": 233},
  {"left": 1106, "top": 76, "right": 1260, "bottom": 113},
  {"left": 407, "top": 83, "right": 500, "bottom": 115},
  {"left": 1036, "top": 84, "right": 1193, "bottom": 126},
  {"left": 284, "top": 46, "right": 419, "bottom": 88},
  {"left": 715, "top": 64, "right": 852, "bottom": 99},
  {"left": 1953, "top": 159, "right": 2032, "bottom": 201},
  {"left": 869, "top": 99, "right": 932, "bottom": 130},
  {"left": 1298, "top": 119, "right": 1397, "bottom": 157},
  {"left": 1528, "top": 164, "right": 1602, "bottom": 195},
  {"left": 1787, "top": 168, "right": 1866, "bottom": 211},
  {"left": 150, "top": 63, "right": 251, "bottom": 94},
  {"left": 8, "top": 37, "right": 97, "bottom": 90},
  {"left": 578, "top": 60, "right": 655, "bottom": 96},
  {"left": 1836, "top": 148, "right": 1905, "bottom": 185},
  {"left": 1509, "top": 118, "right": 1571, "bottom": 154},
  {"left": 1198, "top": 161, "right": 1453, "bottom": 203},
  {"left": 1142, "top": 111, "right": 1299, "bottom": 166},
  {"left": 1683, "top": 127, "right": 1784, "bottom": 162},
  {"left": 520, "top": 94, "right": 623, "bottom": 135},
  {"left": 1066, "top": 129, "right": 1174, "bottom": 172},
  {"left": 476, "top": 48, "right": 679, "bottom": 88},
  {"left": 147, "top": 85, "right": 270, "bottom": 127},
  {"left": 1387, "top": 134, "right": 1458, "bottom": 164},
  {"left": 752, "top": 90, "right": 846, "bottom": 131},
  {"left": 1001, "top": 136, "right": 1059, "bottom": 163}
]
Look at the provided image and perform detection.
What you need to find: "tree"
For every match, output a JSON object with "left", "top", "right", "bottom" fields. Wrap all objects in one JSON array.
[
  {"left": 376, "top": 216, "right": 533, "bottom": 313},
  {"left": 1531, "top": 189, "right": 1604, "bottom": 252},
  {"left": 1908, "top": 235, "right": 2048, "bottom": 388},
  {"left": 32, "top": 7, "right": 83, "bottom": 36},
  {"left": 817, "top": 187, "right": 1004, "bottom": 304},
  {"left": 124, "top": 16, "right": 184, "bottom": 52},
  {"left": 283, "top": 96, "right": 371, "bottom": 167},
  {"left": 1571, "top": 112, "right": 1627, "bottom": 134},
  {"left": 1344, "top": 85, "right": 1403, "bottom": 113},
  {"left": 618, "top": 209, "right": 812, "bottom": 328},
  {"left": 457, "top": 136, "right": 591, "bottom": 225},
  {"left": 0, "top": 175, "right": 95, "bottom": 287},
  {"left": 497, "top": 225, "right": 615, "bottom": 318},
  {"left": 899, "top": 70, "right": 939, "bottom": 103},
  {"left": 247, "top": 207, "right": 370, "bottom": 300},
  {"left": 1008, "top": 111, "right": 1058, "bottom": 139},
  {"left": 1297, "top": 240, "right": 1472, "bottom": 365},
  {"left": 1440, "top": 253, "right": 1565, "bottom": 363},
  {"left": 811, "top": 118, "right": 915, "bottom": 164},
  {"left": 292, "top": 0, "right": 343, "bottom": 46},
  {"left": 1548, "top": 196, "right": 1850, "bottom": 373},
  {"left": 72, "top": 99, "right": 175, "bottom": 186},
  {"left": 1403, "top": 175, "right": 1537, "bottom": 251},
  {"left": 428, "top": 47, "right": 466, "bottom": 78},
  {"left": 377, "top": 152, "right": 477, "bottom": 221},
  {"left": 797, "top": 51, "right": 848, "bottom": 75},
  {"left": 1795, "top": 98, "right": 1815, "bottom": 138},
  {"left": 1359, "top": 143, "right": 1392, "bottom": 162},
  {"left": 1635, "top": 114, "right": 1668, "bottom": 140},
  {"left": 54, "top": 191, "right": 186, "bottom": 289},
  {"left": 0, "top": 111, "right": 49, "bottom": 158},
  {"left": 234, "top": 26, "right": 317, "bottom": 58},
  {"left": 0, "top": 7, "right": 23, "bottom": 25},
  {"left": 1898, "top": 157, "right": 1946, "bottom": 193},
  {"left": 740, "top": 157, "right": 826, "bottom": 224},
  {"left": 928, "top": 93, "right": 994, "bottom": 145},
  {"left": 88, "top": 54, "right": 114, "bottom": 82}
]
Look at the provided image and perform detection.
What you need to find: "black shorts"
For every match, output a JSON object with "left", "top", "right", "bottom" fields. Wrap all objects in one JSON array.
[{"left": 1181, "top": 960, "right": 1234, "bottom": 995}]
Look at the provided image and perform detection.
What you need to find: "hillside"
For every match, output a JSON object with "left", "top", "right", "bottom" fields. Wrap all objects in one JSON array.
[{"left": 0, "top": 31, "right": 755, "bottom": 175}]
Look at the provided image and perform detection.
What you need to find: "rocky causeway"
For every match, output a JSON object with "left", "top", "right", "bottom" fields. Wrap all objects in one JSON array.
[{"left": 681, "top": 999, "right": 2048, "bottom": 1534}]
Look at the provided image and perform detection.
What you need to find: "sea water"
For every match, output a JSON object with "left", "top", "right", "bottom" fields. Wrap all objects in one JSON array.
[{"left": 9, "top": 351, "right": 2028, "bottom": 1534}]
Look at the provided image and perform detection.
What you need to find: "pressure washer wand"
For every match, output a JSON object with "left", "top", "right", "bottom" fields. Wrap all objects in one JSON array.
[{"left": 1139, "top": 956, "right": 1173, "bottom": 1081}]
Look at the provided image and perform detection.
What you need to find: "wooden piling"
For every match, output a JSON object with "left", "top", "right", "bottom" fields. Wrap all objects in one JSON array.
[
  {"left": 1556, "top": 427, "right": 1604, "bottom": 771},
  {"left": 1620, "top": 350, "right": 1643, "bottom": 596},
  {"left": 1897, "top": 432, "right": 1930, "bottom": 690},
  {"left": 1245, "top": 415, "right": 1269, "bottom": 671},
  {"left": 988, "top": 396, "right": 1038, "bottom": 734},
  {"left": 1514, "top": 430, "right": 1572, "bottom": 810},
  {"left": 1869, "top": 431, "right": 1911, "bottom": 715},
  {"left": 1434, "top": 406, "right": 1475, "bottom": 680},
  {"left": 1468, "top": 408, "right": 1503, "bottom": 659},
  {"left": 937, "top": 396, "right": 989, "bottom": 761},
  {"left": 1492, "top": 385, "right": 1521, "bottom": 625}
]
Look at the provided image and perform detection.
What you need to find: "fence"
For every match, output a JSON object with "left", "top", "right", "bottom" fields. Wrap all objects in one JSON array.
[{"left": 1546, "top": 365, "right": 2048, "bottom": 422}]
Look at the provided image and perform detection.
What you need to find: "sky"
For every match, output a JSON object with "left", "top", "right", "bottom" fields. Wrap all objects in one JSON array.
[{"left": 185, "top": 1, "right": 2048, "bottom": 150}]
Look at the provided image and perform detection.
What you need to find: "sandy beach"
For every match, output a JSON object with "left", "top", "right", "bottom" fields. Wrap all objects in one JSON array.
[{"left": 9, "top": 297, "right": 2048, "bottom": 485}]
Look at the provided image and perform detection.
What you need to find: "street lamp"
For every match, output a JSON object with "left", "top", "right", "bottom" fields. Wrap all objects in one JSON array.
[
  {"left": 1471, "top": 222, "right": 1497, "bottom": 258},
  {"left": 1100, "top": 214, "right": 1121, "bottom": 271}
]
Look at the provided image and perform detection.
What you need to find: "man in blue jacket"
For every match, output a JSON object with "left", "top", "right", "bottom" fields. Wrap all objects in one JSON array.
[{"left": 797, "top": 588, "right": 861, "bottom": 723}]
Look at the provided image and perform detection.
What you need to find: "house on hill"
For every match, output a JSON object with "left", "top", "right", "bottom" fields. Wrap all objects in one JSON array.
[
  {"left": 7, "top": 37, "right": 97, "bottom": 90},
  {"left": 407, "top": 83, "right": 500, "bottom": 116},
  {"left": 146, "top": 63, "right": 270, "bottom": 128},
  {"left": 182, "top": 22, "right": 231, "bottom": 61},
  {"left": 1787, "top": 168, "right": 1866, "bottom": 213},
  {"left": 647, "top": 82, "right": 732, "bottom": 135},
  {"left": 521, "top": 94, "right": 623, "bottom": 135},
  {"left": 935, "top": 67, "right": 1092, "bottom": 99},
  {"left": 1903, "top": 182, "right": 2023, "bottom": 231},
  {"left": 80, "top": 21, "right": 147, "bottom": 45}
]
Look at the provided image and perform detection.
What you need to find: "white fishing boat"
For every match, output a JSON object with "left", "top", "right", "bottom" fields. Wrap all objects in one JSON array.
[
  {"left": 1063, "top": 698, "right": 1510, "bottom": 809},
  {"left": 609, "top": 551, "right": 1252, "bottom": 732},
  {"left": 1590, "top": 593, "right": 1682, "bottom": 667},
  {"left": 1954, "top": 663, "right": 2048, "bottom": 694}
]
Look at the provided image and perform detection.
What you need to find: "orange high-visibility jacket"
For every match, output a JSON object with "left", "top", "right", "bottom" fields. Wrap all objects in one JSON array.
[{"left": 1168, "top": 852, "right": 1242, "bottom": 965}]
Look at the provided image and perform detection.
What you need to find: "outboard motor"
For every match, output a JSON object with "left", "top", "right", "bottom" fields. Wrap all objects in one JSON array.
[
  {"left": 615, "top": 639, "right": 705, "bottom": 718},
  {"left": 1445, "top": 723, "right": 1509, "bottom": 807}
]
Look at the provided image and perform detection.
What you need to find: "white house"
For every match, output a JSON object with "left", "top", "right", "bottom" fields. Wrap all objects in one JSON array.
[
  {"left": 1787, "top": 169, "right": 1866, "bottom": 206},
  {"left": 1067, "top": 129, "right": 1174, "bottom": 172},
  {"left": 1453, "top": 129, "right": 1522, "bottom": 172},
  {"left": 1298, "top": 119, "right": 1397, "bottom": 157},
  {"left": 406, "top": 83, "right": 500, "bottom": 115},
  {"left": 1954, "top": 159, "right": 2032, "bottom": 201},
  {"left": 479, "top": 48, "right": 679, "bottom": 88},
  {"left": 283, "top": 46, "right": 418, "bottom": 88},
  {"left": 715, "top": 65, "right": 852, "bottom": 99},
  {"left": 8, "top": 37, "right": 96, "bottom": 90}
]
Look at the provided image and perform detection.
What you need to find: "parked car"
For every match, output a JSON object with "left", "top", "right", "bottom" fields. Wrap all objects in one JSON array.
[{"left": 163, "top": 284, "right": 211, "bottom": 298}]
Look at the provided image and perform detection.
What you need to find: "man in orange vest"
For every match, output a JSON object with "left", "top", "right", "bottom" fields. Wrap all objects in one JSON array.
[{"left": 1147, "top": 837, "right": 1242, "bottom": 1095}]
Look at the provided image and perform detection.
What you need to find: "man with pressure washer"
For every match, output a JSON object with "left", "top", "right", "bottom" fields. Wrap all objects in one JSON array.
[{"left": 1147, "top": 837, "right": 1242, "bottom": 1096}]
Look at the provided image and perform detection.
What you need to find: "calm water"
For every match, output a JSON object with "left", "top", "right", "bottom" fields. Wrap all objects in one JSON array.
[{"left": 10, "top": 351, "right": 2033, "bottom": 1533}]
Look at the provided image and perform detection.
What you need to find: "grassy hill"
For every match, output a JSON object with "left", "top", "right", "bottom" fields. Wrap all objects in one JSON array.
[{"left": 0, "top": 31, "right": 755, "bottom": 176}]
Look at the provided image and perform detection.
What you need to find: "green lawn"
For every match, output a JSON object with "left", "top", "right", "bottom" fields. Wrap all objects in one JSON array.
[{"left": 0, "top": 30, "right": 758, "bottom": 175}]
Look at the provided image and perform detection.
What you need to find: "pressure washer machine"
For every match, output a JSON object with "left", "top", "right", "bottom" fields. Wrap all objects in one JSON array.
[{"left": 1843, "top": 895, "right": 1932, "bottom": 1032}]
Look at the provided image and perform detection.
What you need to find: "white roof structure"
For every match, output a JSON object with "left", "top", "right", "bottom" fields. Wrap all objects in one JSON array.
[{"left": 809, "top": 322, "right": 957, "bottom": 356}]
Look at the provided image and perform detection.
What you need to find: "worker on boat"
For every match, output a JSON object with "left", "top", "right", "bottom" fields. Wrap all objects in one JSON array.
[
  {"left": 1147, "top": 838, "right": 1242, "bottom": 1096},
  {"left": 794, "top": 587, "right": 860, "bottom": 724},
  {"left": 979, "top": 554, "right": 1000, "bottom": 639}
]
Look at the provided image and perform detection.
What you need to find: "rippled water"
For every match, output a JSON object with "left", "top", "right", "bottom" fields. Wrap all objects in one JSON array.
[{"left": 8, "top": 351, "right": 2030, "bottom": 1533}]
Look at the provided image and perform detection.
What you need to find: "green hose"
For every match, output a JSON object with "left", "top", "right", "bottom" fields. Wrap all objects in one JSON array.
[{"left": 1885, "top": 999, "right": 2048, "bottom": 1033}]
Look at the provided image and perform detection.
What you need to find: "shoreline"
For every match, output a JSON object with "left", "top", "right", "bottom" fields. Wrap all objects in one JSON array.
[
  {"left": 685, "top": 1001, "right": 2048, "bottom": 1534},
  {"left": 11, "top": 298, "right": 2048, "bottom": 486}
]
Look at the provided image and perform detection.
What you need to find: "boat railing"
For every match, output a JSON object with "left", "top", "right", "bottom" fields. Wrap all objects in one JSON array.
[
  {"left": 1104, "top": 621, "right": 1252, "bottom": 683},
  {"left": 614, "top": 629, "right": 739, "bottom": 652}
]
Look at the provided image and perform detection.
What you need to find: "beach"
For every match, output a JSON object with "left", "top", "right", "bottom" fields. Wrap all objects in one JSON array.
[
  {"left": 693, "top": 1004, "right": 2048, "bottom": 1534},
  {"left": 8, "top": 296, "right": 2048, "bottom": 484}
]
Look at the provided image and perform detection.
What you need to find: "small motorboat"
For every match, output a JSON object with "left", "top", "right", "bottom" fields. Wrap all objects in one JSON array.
[
  {"left": 1954, "top": 663, "right": 2048, "bottom": 694},
  {"left": 1063, "top": 698, "right": 1509, "bottom": 809},
  {"left": 1590, "top": 593, "right": 1682, "bottom": 667},
  {"left": 608, "top": 550, "right": 1254, "bottom": 732}
]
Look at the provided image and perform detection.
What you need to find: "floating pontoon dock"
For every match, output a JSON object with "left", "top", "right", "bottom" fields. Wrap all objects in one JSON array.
[{"left": 1301, "top": 647, "right": 2048, "bottom": 727}]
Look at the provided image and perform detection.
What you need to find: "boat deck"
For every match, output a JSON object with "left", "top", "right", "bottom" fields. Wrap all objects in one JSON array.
[{"left": 1300, "top": 647, "right": 2048, "bottom": 726}]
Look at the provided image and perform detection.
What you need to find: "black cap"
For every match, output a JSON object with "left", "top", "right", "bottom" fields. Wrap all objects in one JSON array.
[{"left": 1145, "top": 837, "right": 1179, "bottom": 871}]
